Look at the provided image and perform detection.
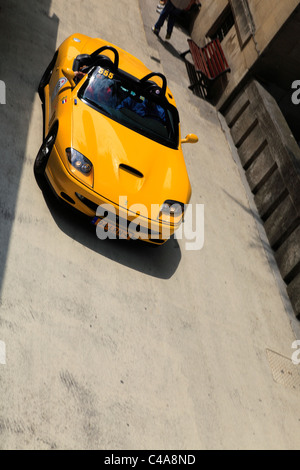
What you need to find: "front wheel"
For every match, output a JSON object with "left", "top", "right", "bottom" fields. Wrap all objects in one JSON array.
[{"left": 34, "top": 122, "right": 58, "bottom": 177}]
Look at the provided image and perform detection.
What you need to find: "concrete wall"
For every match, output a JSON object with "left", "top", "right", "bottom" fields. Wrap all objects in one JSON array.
[
  {"left": 190, "top": 0, "right": 300, "bottom": 109},
  {"left": 249, "top": 0, "right": 299, "bottom": 52},
  {"left": 223, "top": 80, "right": 300, "bottom": 319},
  {"left": 191, "top": 0, "right": 228, "bottom": 46}
]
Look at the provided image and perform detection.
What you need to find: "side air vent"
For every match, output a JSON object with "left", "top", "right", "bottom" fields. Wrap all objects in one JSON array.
[{"left": 119, "top": 164, "right": 144, "bottom": 178}]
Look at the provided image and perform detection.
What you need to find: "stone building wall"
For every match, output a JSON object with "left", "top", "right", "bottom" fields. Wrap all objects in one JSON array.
[
  {"left": 223, "top": 80, "right": 300, "bottom": 318},
  {"left": 190, "top": 0, "right": 300, "bottom": 109}
]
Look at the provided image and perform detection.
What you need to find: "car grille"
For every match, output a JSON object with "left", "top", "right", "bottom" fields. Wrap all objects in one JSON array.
[
  {"left": 76, "top": 193, "right": 99, "bottom": 212},
  {"left": 77, "top": 193, "right": 165, "bottom": 241}
]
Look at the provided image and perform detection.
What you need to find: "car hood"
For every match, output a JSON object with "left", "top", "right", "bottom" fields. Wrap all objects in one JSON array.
[{"left": 71, "top": 99, "right": 191, "bottom": 210}]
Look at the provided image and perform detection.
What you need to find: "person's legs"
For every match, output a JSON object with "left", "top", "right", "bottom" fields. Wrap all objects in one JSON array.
[
  {"left": 166, "top": 7, "right": 181, "bottom": 38},
  {"left": 153, "top": 0, "right": 175, "bottom": 33}
]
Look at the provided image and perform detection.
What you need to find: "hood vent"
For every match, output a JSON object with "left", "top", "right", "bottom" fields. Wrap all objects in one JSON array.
[{"left": 119, "top": 164, "right": 144, "bottom": 178}]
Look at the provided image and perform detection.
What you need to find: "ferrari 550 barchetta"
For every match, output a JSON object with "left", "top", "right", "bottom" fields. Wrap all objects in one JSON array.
[{"left": 35, "top": 34, "right": 198, "bottom": 244}]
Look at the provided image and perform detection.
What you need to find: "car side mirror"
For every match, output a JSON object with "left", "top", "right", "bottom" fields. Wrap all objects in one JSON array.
[
  {"left": 62, "top": 68, "right": 76, "bottom": 88},
  {"left": 181, "top": 134, "right": 198, "bottom": 144}
]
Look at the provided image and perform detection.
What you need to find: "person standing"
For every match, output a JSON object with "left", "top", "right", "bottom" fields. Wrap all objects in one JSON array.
[{"left": 152, "top": 0, "right": 198, "bottom": 40}]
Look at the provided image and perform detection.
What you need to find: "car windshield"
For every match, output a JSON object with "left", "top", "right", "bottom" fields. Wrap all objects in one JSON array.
[{"left": 78, "top": 66, "right": 179, "bottom": 149}]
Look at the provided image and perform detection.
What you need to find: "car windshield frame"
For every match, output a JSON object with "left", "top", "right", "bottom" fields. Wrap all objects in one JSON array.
[{"left": 77, "top": 66, "right": 180, "bottom": 149}]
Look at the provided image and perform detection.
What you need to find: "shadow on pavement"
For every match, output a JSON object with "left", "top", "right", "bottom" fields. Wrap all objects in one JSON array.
[
  {"left": 38, "top": 179, "right": 182, "bottom": 280},
  {"left": 157, "top": 35, "right": 185, "bottom": 61},
  {"left": 0, "top": 0, "right": 59, "bottom": 296}
]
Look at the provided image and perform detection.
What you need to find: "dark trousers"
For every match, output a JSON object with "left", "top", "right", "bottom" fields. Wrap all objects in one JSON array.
[{"left": 154, "top": 0, "right": 182, "bottom": 35}]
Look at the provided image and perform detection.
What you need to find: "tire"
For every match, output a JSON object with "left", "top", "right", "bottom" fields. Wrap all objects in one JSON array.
[
  {"left": 38, "top": 51, "right": 58, "bottom": 102},
  {"left": 34, "top": 122, "right": 58, "bottom": 177}
]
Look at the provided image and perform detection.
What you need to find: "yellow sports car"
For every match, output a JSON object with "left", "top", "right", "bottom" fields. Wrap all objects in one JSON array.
[{"left": 36, "top": 34, "right": 198, "bottom": 244}]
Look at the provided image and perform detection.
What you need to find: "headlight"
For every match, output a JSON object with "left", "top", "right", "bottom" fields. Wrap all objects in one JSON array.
[
  {"left": 159, "top": 200, "right": 185, "bottom": 223},
  {"left": 66, "top": 148, "right": 93, "bottom": 175}
]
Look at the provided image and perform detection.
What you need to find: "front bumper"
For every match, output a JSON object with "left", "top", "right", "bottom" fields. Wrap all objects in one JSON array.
[{"left": 45, "top": 146, "right": 179, "bottom": 244}]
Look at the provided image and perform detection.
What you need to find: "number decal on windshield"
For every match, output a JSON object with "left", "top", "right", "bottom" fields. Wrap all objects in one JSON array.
[{"left": 98, "top": 68, "right": 114, "bottom": 80}]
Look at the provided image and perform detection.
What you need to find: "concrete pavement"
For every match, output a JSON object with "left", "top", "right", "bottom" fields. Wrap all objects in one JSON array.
[{"left": 0, "top": 0, "right": 300, "bottom": 450}]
